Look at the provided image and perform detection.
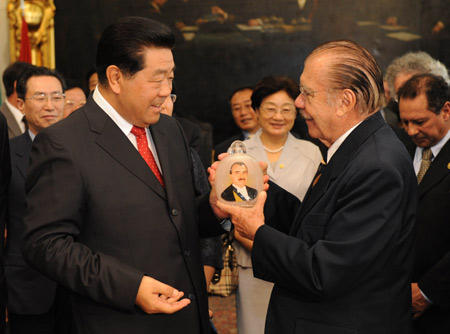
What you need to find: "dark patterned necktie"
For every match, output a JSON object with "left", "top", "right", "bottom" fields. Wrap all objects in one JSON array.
[
  {"left": 312, "top": 160, "right": 327, "bottom": 187},
  {"left": 22, "top": 115, "right": 28, "bottom": 131},
  {"left": 417, "top": 148, "right": 433, "bottom": 184},
  {"left": 131, "top": 126, "right": 165, "bottom": 188}
]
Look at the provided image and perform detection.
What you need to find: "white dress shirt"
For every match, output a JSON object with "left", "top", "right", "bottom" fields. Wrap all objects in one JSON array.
[{"left": 93, "top": 87, "right": 163, "bottom": 174}]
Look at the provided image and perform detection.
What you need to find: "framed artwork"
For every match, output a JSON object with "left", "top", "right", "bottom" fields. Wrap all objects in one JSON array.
[{"left": 54, "top": 0, "right": 449, "bottom": 144}]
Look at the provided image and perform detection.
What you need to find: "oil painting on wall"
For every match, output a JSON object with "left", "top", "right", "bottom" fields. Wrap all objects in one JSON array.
[{"left": 54, "top": 0, "right": 449, "bottom": 144}]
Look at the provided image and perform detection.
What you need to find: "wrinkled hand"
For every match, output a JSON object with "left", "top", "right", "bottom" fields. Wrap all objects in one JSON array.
[
  {"left": 136, "top": 276, "right": 191, "bottom": 314},
  {"left": 216, "top": 190, "right": 267, "bottom": 240},
  {"left": 411, "top": 283, "right": 431, "bottom": 320}
]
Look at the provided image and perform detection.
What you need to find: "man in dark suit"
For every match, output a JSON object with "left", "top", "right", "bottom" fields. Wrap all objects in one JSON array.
[
  {"left": 214, "top": 86, "right": 259, "bottom": 160},
  {"left": 398, "top": 73, "right": 450, "bottom": 334},
  {"left": 22, "top": 17, "right": 225, "bottom": 334},
  {"left": 0, "top": 112, "right": 11, "bottom": 334},
  {"left": 5, "top": 66, "right": 66, "bottom": 334},
  {"left": 0, "top": 62, "right": 34, "bottom": 138},
  {"left": 215, "top": 40, "right": 417, "bottom": 333},
  {"left": 221, "top": 162, "right": 257, "bottom": 201}
]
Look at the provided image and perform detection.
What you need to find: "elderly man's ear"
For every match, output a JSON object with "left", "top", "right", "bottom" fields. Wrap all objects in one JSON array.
[{"left": 336, "top": 89, "right": 357, "bottom": 117}]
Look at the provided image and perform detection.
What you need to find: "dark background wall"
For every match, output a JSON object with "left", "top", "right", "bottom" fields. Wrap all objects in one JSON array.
[{"left": 53, "top": 0, "right": 450, "bottom": 145}]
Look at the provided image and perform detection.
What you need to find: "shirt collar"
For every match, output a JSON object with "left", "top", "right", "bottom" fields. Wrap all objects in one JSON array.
[
  {"left": 28, "top": 129, "right": 36, "bottom": 141},
  {"left": 327, "top": 121, "right": 362, "bottom": 163},
  {"left": 93, "top": 87, "right": 134, "bottom": 136},
  {"left": 416, "top": 129, "right": 450, "bottom": 158}
]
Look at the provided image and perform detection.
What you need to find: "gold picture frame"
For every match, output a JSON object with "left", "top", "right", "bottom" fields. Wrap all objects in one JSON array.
[{"left": 7, "top": 0, "right": 56, "bottom": 68}]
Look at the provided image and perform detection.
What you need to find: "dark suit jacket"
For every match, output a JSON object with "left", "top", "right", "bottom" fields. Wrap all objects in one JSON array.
[
  {"left": 220, "top": 184, "right": 257, "bottom": 202},
  {"left": 213, "top": 132, "right": 245, "bottom": 161},
  {"left": 5, "top": 132, "right": 57, "bottom": 315},
  {"left": 22, "top": 97, "right": 224, "bottom": 334},
  {"left": 0, "top": 103, "right": 23, "bottom": 139},
  {"left": 402, "top": 136, "right": 450, "bottom": 333},
  {"left": 252, "top": 112, "right": 417, "bottom": 334},
  {"left": 0, "top": 112, "right": 11, "bottom": 334}
]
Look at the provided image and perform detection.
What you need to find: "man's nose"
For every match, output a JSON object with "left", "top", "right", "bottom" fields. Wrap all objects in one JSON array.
[
  {"left": 295, "top": 95, "right": 305, "bottom": 109},
  {"left": 44, "top": 97, "right": 56, "bottom": 110},
  {"left": 405, "top": 124, "right": 419, "bottom": 136},
  {"left": 159, "top": 79, "right": 172, "bottom": 97}
]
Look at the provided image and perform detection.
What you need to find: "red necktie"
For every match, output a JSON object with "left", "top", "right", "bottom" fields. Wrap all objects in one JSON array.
[{"left": 131, "top": 126, "right": 165, "bottom": 188}]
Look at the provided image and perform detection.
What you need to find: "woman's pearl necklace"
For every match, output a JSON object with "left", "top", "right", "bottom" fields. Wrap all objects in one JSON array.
[{"left": 263, "top": 145, "right": 284, "bottom": 153}]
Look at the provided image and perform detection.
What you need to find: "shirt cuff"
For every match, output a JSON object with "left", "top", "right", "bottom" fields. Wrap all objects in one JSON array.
[
  {"left": 219, "top": 218, "right": 232, "bottom": 232},
  {"left": 420, "top": 288, "right": 433, "bottom": 304}
]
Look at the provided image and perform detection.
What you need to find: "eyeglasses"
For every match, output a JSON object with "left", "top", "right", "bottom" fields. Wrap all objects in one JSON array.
[
  {"left": 169, "top": 94, "right": 177, "bottom": 103},
  {"left": 65, "top": 100, "right": 87, "bottom": 108},
  {"left": 25, "top": 92, "right": 65, "bottom": 103},
  {"left": 299, "top": 85, "right": 327, "bottom": 99},
  {"left": 260, "top": 103, "right": 296, "bottom": 116}
]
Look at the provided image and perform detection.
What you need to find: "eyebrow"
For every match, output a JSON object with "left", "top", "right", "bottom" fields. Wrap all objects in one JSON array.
[
  {"left": 32, "top": 91, "right": 63, "bottom": 95},
  {"left": 153, "top": 65, "right": 176, "bottom": 75}
]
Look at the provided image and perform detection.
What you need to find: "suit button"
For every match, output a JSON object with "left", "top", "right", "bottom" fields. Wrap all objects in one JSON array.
[
  {"left": 184, "top": 250, "right": 191, "bottom": 257},
  {"left": 171, "top": 209, "right": 179, "bottom": 216},
  {"left": 188, "top": 293, "right": 196, "bottom": 301}
]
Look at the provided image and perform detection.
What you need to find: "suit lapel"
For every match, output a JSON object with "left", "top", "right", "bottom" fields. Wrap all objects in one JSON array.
[
  {"left": 149, "top": 122, "right": 171, "bottom": 197},
  {"left": 418, "top": 138, "right": 450, "bottom": 198},
  {"left": 14, "top": 132, "right": 32, "bottom": 179},
  {"left": 290, "top": 112, "right": 385, "bottom": 235},
  {"left": 85, "top": 99, "right": 166, "bottom": 200}
]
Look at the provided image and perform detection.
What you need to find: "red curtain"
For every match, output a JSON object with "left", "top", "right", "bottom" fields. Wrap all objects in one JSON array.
[{"left": 19, "top": 16, "right": 32, "bottom": 63}]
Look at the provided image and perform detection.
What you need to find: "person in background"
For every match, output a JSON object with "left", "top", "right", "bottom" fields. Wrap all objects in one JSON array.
[
  {"left": 160, "top": 92, "right": 223, "bottom": 332},
  {"left": 380, "top": 78, "right": 400, "bottom": 128},
  {"left": 385, "top": 51, "right": 450, "bottom": 103},
  {"left": 0, "top": 112, "right": 11, "bottom": 334},
  {"left": 0, "top": 62, "right": 34, "bottom": 138},
  {"left": 213, "top": 40, "right": 417, "bottom": 334},
  {"left": 233, "top": 75, "right": 321, "bottom": 334},
  {"left": 63, "top": 79, "right": 87, "bottom": 118},
  {"left": 214, "top": 86, "right": 259, "bottom": 160},
  {"left": 397, "top": 73, "right": 450, "bottom": 334},
  {"left": 5, "top": 66, "right": 66, "bottom": 334},
  {"left": 85, "top": 67, "right": 98, "bottom": 94},
  {"left": 161, "top": 93, "right": 223, "bottom": 285}
]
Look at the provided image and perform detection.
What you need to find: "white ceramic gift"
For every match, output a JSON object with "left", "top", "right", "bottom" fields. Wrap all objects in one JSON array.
[{"left": 215, "top": 141, "right": 263, "bottom": 208}]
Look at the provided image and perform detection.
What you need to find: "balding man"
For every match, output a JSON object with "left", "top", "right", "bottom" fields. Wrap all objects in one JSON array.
[{"left": 215, "top": 40, "right": 417, "bottom": 333}]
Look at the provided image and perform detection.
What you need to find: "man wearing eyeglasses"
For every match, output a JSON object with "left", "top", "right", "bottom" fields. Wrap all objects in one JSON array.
[
  {"left": 5, "top": 65, "right": 66, "bottom": 334},
  {"left": 214, "top": 40, "right": 417, "bottom": 333}
]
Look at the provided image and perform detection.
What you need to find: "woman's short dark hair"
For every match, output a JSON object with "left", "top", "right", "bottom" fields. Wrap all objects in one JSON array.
[
  {"left": 251, "top": 75, "right": 299, "bottom": 110},
  {"left": 16, "top": 66, "right": 66, "bottom": 100},
  {"left": 96, "top": 17, "right": 175, "bottom": 85}
]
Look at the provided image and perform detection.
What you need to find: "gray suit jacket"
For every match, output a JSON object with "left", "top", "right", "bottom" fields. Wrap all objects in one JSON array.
[{"left": 0, "top": 103, "right": 23, "bottom": 139}]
